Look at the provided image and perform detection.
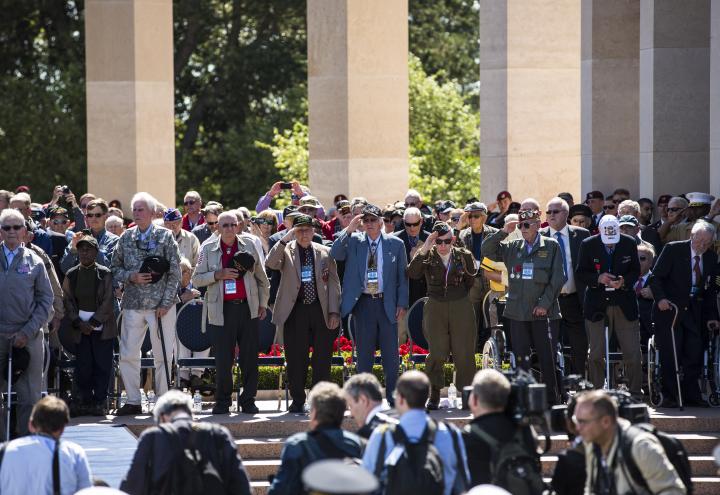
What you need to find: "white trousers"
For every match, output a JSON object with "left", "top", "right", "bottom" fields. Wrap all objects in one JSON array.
[{"left": 119, "top": 307, "right": 176, "bottom": 404}]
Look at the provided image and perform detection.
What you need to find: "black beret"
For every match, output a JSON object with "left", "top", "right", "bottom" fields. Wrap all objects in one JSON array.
[
  {"left": 569, "top": 204, "right": 593, "bottom": 219},
  {"left": 232, "top": 251, "right": 255, "bottom": 272},
  {"left": 139, "top": 256, "right": 171, "bottom": 283}
]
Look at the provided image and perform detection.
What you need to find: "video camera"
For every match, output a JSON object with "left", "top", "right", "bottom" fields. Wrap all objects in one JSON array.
[
  {"left": 462, "top": 369, "right": 547, "bottom": 425},
  {"left": 549, "top": 375, "right": 649, "bottom": 435}
]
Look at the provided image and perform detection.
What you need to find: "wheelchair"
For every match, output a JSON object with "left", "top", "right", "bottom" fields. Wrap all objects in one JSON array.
[{"left": 480, "top": 293, "right": 515, "bottom": 371}]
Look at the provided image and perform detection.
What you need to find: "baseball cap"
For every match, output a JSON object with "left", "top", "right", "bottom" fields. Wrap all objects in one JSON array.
[
  {"left": 599, "top": 215, "right": 620, "bottom": 244},
  {"left": 618, "top": 215, "right": 639, "bottom": 227},
  {"left": 163, "top": 208, "right": 182, "bottom": 222}
]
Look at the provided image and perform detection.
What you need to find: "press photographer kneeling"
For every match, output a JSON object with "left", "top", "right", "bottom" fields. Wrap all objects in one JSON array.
[{"left": 462, "top": 369, "right": 542, "bottom": 492}]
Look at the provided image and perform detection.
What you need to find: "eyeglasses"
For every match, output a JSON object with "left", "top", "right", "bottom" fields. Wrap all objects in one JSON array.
[
  {"left": 404, "top": 220, "right": 421, "bottom": 227},
  {"left": 220, "top": 223, "right": 238, "bottom": 229},
  {"left": 519, "top": 222, "right": 536, "bottom": 229},
  {"left": 86, "top": 213, "right": 104, "bottom": 218},
  {"left": 206, "top": 221, "right": 218, "bottom": 226},
  {"left": 184, "top": 200, "right": 196, "bottom": 206},
  {"left": 52, "top": 219, "right": 68, "bottom": 225},
  {"left": 435, "top": 238, "right": 452, "bottom": 245},
  {"left": 405, "top": 202, "right": 418, "bottom": 208},
  {"left": 602, "top": 205, "right": 616, "bottom": 210},
  {"left": 572, "top": 415, "right": 600, "bottom": 426},
  {"left": 1, "top": 225, "right": 23, "bottom": 231},
  {"left": 667, "top": 207, "right": 684, "bottom": 213},
  {"left": 451, "top": 217, "right": 461, "bottom": 222},
  {"left": 546, "top": 209, "right": 563, "bottom": 215}
]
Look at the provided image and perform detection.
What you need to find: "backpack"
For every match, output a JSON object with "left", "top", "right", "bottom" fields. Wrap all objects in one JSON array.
[
  {"left": 468, "top": 422, "right": 546, "bottom": 495},
  {"left": 305, "top": 430, "right": 362, "bottom": 466},
  {"left": 148, "top": 423, "right": 226, "bottom": 495},
  {"left": 374, "top": 420, "right": 445, "bottom": 495},
  {"left": 619, "top": 423, "right": 693, "bottom": 495}
]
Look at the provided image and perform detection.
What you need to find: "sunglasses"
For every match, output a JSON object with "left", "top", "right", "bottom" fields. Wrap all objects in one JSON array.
[
  {"left": 52, "top": 219, "right": 68, "bottom": 225},
  {"left": 362, "top": 217, "right": 379, "bottom": 223},
  {"left": 206, "top": 221, "right": 218, "bottom": 226},
  {"left": 254, "top": 219, "right": 274, "bottom": 225},
  {"left": 519, "top": 222, "right": 536, "bottom": 229},
  {"left": 546, "top": 209, "right": 563, "bottom": 215},
  {"left": 383, "top": 217, "right": 393, "bottom": 223},
  {"left": 86, "top": 212, "right": 104, "bottom": 218},
  {"left": 1, "top": 225, "right": 23, "bottom": 231},
  {"left": 184, "top": 200, "right": 196, "bottom": 206},
  {"left": 451, "top": 216, "right": 461, "bottom": 222},
  {"left": 602, "top": 205, "right": 616, "bottom": 210},
  {"left": 405, "top": 202, "right": 418, "bottom": 208},
  {"left": 220, "top": 223, "right": 238, "bottom": 229},
  {"left": 404, "top": 220, "right": 422, "bottom": 227},
  {"left": 667, "top": 207, "right": 683, "bottom": 213},
  {"left": 435, "top": 238, "right": 453, "bottom": 245},
  {"left": 469, "top": 213, "right": 485, "bottom": 219}
]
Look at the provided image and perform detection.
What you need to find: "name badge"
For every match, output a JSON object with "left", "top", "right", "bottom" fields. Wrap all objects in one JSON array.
[
  {"left": 367, "top": 268, "right": 379, "bottom": 294},
  {"left": 301, "top": 265, "right": 313, "bottom": 283},
  {"left": 224, "top": 279, "right": 237, "bottom": 295},
  {"left": 522, "top": 263, "right": 534, "bottom": 280},
  {"left": 16, "top": 263, "right": 30, "bottom": 274}
]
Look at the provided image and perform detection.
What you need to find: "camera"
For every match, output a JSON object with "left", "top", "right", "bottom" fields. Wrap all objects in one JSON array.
[
  {"left": 62, "top": 185, "right": 70, "bottom": 194},
  {"left": 461, "top": 369, "right": 546, "bottom": 420},
  {"left": 280, "top": 182, "right": 293, "bottom": 190}
]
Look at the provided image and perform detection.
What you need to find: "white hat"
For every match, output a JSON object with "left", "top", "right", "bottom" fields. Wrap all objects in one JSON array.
[
  {"left": 599, "top": 215, "right": 620, "bottom": 245},
  {"left": 686, "top": 192, "right": 715, "bottom": 207},
  {"left": 467, "top": 485, "right": 512, "bottom": 495}
]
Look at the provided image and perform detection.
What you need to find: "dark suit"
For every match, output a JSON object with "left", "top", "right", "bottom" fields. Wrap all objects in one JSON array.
[
  {"left": 357, "top": 410, "right": 395, "bottom": 439},
  {"left": 636, "top": 273, "right": 654, "bottom": 345},
  {"left": 648, "top": 241, "right": 718, "bottom": 402},
  {"left": 575, "top": 234, "right": 642, "bottom": 393},
  {"left": 540, "top": 225, "right": 590, "bottom": 376}
]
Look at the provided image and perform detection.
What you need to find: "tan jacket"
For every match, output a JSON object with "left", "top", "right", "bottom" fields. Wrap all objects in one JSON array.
[
  {"left": 265, "top": 240, "right": 341, "bottom": 328},
  {"left": 583, "top": 419, "right": 686, "bottom": 495},
  {"left": 176, "top": 228, "right": 200, "bottom": 267},
  {"left": 192, "top": 235, "right": 270, "bottom": 330}
]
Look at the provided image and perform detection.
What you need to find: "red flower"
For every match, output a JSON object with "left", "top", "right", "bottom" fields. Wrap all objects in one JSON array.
[{"left": 340, "top": 344, "right": 352, "bottom": 352}]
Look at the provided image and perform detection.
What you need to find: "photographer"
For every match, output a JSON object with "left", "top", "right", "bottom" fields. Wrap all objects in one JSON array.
[
  {"left": 462, "top": 369, "right": 539, "bottom": 489},
  {"left": 575, "top": 390, "right": 685, "bottom": 495}
]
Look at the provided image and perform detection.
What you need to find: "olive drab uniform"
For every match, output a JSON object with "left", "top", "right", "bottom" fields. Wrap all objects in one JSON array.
[{"left": 407, "top": 246, "right": 477, "bottom": 400}]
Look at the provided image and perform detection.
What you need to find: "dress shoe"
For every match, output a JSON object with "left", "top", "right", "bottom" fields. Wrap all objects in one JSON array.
[
  {"left": 211, "top": 404, "right": 230, "bottom": 415},
  {"left": 241, "top": 402, "right": 260, "bottom": 414},
  {"left": 115, "top": 403, "right": 142, "bottom": 416},
  {"left": 288, "top": 401, "right": 304, "bottom": 413}
]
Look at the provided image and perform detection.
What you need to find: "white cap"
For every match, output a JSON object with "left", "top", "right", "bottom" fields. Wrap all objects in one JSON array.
[
  {"left": 685, "top": 192, "right": 715, "bottom": 207},
  {"left": 599, "top": 215, "right": 620, "bottom": 245},
  {"left": 467, "top": 485, "right": 512, "bottom": 495}
]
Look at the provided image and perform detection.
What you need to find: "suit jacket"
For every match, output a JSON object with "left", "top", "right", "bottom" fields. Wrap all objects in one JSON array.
[
  {"left": 540, "top": 225, "right": 590, "bottom": 308},
  {"left": 395, "top": 229, "right": 429, "bottom": 304},
  {"left": 331, "top": 230, "right": 409, "bottom": 322},
  {"left": 265, "top": 240, "right": 341, "bottom": 328},
  {"left": 648, "top": 240, "right": 718, "bottom": 319},
  {"left": 575, "top": 234, "right": 640, "bottom": 322}
]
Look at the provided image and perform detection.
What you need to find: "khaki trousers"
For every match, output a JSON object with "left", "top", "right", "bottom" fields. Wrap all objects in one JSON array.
[
  {"left": 586, "top": 305, "right": 642, "bottom": 394},
  {"left": 423, "top": 297, "right": 477, "bottom": 390}
]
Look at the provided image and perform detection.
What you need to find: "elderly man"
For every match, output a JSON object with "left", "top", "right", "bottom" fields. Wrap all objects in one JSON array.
[
  {"left": 192, "top": 211, "right": 269, "bottom": 414},
  {"left": 395, "top": 207, "right": 429, "bottom": 343},
  {"left": 404, "top": 188, "right": 433, "bottom": 218},
  {"left": 659, "top": 193, "right": 719, "bottom": 244},
  {"left": 0, "top": 209, "right": 53, "bottom": 437},
  {"left": 266, "top": 215, "right": 341, "bottom": 412},
  {"left": 331, "top": 204, "right": 408, "bottom": 406},
  {"left": 540, "top": 197, "right": 590, "bottom": 377},
  {"left": 61, "top": 198, "right": 119, "bottom": 274},
  {"left": 22, "top": 221, "right": 64, "bottom": 334},
  {"left": 457, "top": 201, "right": 498, "bottom": 346},
  {"left": 618, "top": 215, "right": 654, "bottom": 251},
  {"left": 9, "top": 192, "right": 53, "bottom": 255},
  {"left": 192, "top": 201, "right": 223, "bottom": 244},
  {"left": 486, "top": 190, "right": 513, "bottom": 228},
  {"left": 408, "top": 222, "right": 477, "bottom": 409},
  {"left": 298, "top": 196, "right": 333, "bottom": 241},
  {"left": 649, "top": 221, "right": 719, "bottom": 407},
  {"left": 482, "top": 202, "right": 565, "bottom": 404},
  {"left": 163, "top": 208, "right": 199, "bottom": 268},
  {"left": 576, "top": 215, "right": 642, "bottom": 396},
  {"left": 181, "top": 190, "right": 204, "bottom": 231},
  {"left": 343, "top": 373, "right": 395, "bottom": 439},
  {"left": 635, "top": 244, "right": 656, "bottom": 345},
  {"left": 111, "top": 192, "right": 181, "bottom": 415}
]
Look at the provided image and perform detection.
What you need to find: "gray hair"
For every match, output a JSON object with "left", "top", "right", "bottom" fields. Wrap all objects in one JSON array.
[
  {"left": 0, "top": 209, "right": 25, "bottom": 226},
  {"left": 618, "top": 200, "right": 640, "bottom": 218},
  {"left": 10, "top": 192, "right": 31, "bottom": 206},
  {"left": 403, "top": 207, "right": 422, "bottom": 221},
  {"left": 546, "top": 197, "right": 569, "bottom": 213},
  {"left": 153, "top": 389, "right": 193, "bottom": 423},
  {"left": 105, "top": 215, "right": 123, "bottom": 228},
  {"left": 521, "top": 198, "right": 540, "bottom": 211},
  {"left": 691, "top": 221, "right": 716, "bottom": 237},
  {"left": 405, "top": 189, "right": 422, "bottom": 202},
  {"left": 343, "top": 373, "right": 383, "bottom": 403},
  {"left": 668, "top": 196, "right": 689, "bottom": 209},
  {"left": 184, "top": 190, "right": 201, "bottom": 201},
  {"left": 218, "top": 211, "right": 238, "bottom": 224},
  {"left": 131, "top": 192, "right": 157, "bottom": 213},
  {"left": 471, "top": 369, "right": 510, "bottom": 410}
]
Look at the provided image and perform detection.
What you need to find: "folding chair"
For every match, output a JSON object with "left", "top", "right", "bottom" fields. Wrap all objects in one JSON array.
[
  {"left": 257, "top": 308, "right": 288, "bottom": 410},
  {"left": 406, "top": 297, "right": 429, "bottom": 367},
  {"left": 175, "top": 300, "right": 214, "bottom": 391}
]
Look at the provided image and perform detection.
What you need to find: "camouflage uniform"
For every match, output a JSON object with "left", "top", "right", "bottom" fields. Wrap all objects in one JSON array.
[{"left": 111, "top": 224, "right": 181, "bottom": 403}]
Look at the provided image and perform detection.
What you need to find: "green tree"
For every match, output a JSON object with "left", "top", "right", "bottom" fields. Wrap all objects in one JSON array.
[{"left": 265, "top": 55, "right": 479, "bottom": 205}]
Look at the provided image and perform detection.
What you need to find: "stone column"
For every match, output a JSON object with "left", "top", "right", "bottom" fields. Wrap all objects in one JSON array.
[
  {"left": 639, "top": 0, "right": 710, "bottom": 198},
  {"left": 307, "top": 0, "right": 409, "bottom": 208},
  {"left": 581, "top": 0, "right": 640, "bottom": 197},
  {"left": 480, "top": 0, "right": 581, "bottom": 206},
  {"left": 711, "top": 1, "right": 720, "bottom": 195},
  {"left": 85, "top": 0, "right": 175, "bottom": 210}
]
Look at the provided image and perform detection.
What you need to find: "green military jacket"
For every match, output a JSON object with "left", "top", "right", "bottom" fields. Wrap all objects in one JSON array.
[
  {"left": 407, "top": 246, "right": 476, "bottom": 301},
  {"left": 481, "top": 229, "right": 564, "bottom": 321}
]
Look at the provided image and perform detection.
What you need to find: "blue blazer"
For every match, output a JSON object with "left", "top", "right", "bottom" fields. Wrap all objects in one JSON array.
[{"left": 331, "top": 230, "right": 409, "bottom": 322}]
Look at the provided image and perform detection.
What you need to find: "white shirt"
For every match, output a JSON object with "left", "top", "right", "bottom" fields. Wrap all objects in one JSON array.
[
  {"left": 365, "top": 403, "right": 385, "bottom": 425},
  {"left": 364, "top": 234, "right": 384, "bottom": 293},
  {"left": 549, "top": 225, "right": 576, "bottom": 294}
]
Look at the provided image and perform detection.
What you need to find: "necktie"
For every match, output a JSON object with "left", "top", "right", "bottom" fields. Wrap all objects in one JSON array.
[
  {"left": 302, "top": 248, "right": 317, "bottom": 304},
  {"left": 554, "top": 232, "right": 568, "bottom": 281},
  {"left": 369, "top": 241, "right": 378, "bottom": 267},
  {"left": 693, "top": 255, "right": 702, "bottom": 288},
  {"left": 409, "top": 237, "right": 417, "bottom": 248},
  {"left": 635, "top": 278, "right": 643, "bottom": 296}
]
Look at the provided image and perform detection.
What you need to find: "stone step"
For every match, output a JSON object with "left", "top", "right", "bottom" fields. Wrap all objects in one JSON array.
[{"left": 235, "top": 432, "right": 720, "bottom": 460}]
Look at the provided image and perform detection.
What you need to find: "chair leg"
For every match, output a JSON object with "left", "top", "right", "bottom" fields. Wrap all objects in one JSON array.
[{"left": 277, "top": 368, "right": 282, "bottom": 411}]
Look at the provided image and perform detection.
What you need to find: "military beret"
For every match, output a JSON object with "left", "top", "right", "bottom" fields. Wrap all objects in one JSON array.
[{"left": 568, "top": 204, "right": 592, "bottom": 219}]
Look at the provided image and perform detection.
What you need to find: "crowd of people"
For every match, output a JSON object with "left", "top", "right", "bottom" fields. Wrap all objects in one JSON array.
[{"left": 0, "top": 181, "right": 718, "bottom": 493}]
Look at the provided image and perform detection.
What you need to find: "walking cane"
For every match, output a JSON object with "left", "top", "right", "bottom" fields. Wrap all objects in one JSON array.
[
  {"left": 668, "top": 302, "right": 683, "bottom": 411},
  {"left": 6, "top": 345, "right": 13, "bottom": 442},
  {"left": 156, "top": 316, "right": 172, "bottom": 392},
  {"left": 604, "top": 314, "right": 611, "bottom": 390}
]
